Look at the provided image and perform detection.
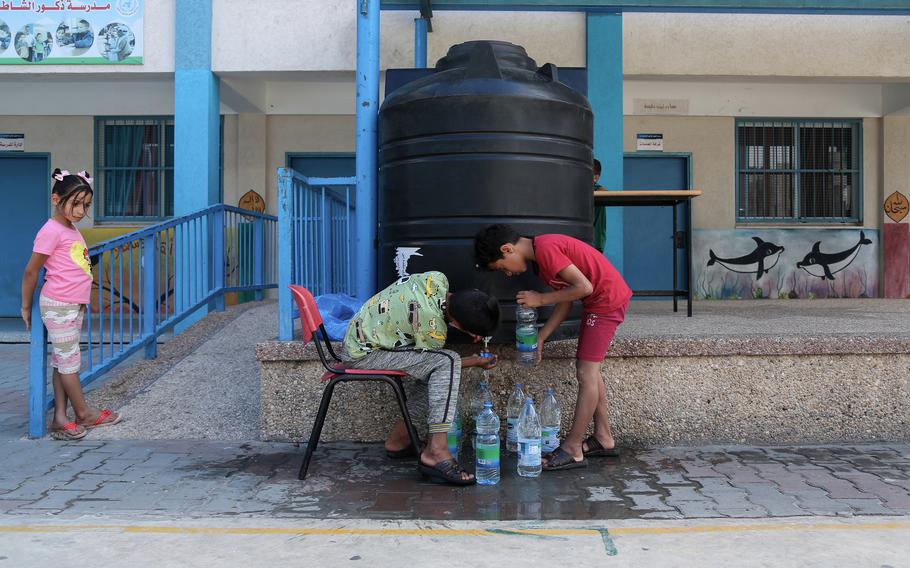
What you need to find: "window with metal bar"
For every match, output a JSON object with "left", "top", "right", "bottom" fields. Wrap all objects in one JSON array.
[
  {"left": 95, "top": 117, "right": 223, "bottom": 221},
  {"left": 736, "top": 119, "right": 861, "bottom": 224},
  {"left": 95, "top": 117, "right": 174, "bottom": 221}
]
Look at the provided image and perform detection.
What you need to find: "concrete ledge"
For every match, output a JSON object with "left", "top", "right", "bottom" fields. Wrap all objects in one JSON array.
[{"left": 257, "top": 335, "right": 910, "bottom": 446}]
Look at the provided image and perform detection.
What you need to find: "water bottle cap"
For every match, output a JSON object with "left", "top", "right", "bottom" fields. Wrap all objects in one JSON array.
[
  {"left": 546, "top": 387, "right": 553, "bottom": 394},
  {"left": 483, "top": 401, "right": 493, "bottom": 408},
  {"left": 525, "top": 397, "right": 533, "bottom": 403},
  {"left": 515, "top": 383, "right": 523, "bottom": 388}
]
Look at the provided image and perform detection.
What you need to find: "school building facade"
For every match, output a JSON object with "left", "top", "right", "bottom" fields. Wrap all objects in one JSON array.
[{"left": 2, "top": 0, "right": 910, "bottom": 317}]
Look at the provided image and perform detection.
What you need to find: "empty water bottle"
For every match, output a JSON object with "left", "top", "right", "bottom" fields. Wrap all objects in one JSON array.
[
  {"left": 474, "top": 401, "right": 500, "bottom": 485},
  {"left": 446, "top": 403, "right": 462, "bottom": 460},
  {"left": 470, "top": 377, "right": 493, "bottom": 448},
  {"left": 516, "top": 306, "right": 538, "bottom": 366},
  {"left": 540, "top": 387, "right": 561, "bottom": 454},
  {"left": 506, "top": 383, "right": 525, "bottom": 453},
  {"left": 517, "top": 397, "right": 542, "bottom": 478}
]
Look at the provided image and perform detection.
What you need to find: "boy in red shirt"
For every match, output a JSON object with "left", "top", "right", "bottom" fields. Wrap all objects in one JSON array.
[{"left": 474, "top": 224, "right": 632, "bottom": 471}]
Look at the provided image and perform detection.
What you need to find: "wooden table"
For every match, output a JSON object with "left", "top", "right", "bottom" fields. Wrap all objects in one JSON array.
[{"left": 593, "top": 190, "right": 702, "bottom": 317}]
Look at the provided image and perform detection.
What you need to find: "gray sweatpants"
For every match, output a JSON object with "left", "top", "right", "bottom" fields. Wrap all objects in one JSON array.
[{"left": 342, "top": 348, "right": 461, "bottom": 435}]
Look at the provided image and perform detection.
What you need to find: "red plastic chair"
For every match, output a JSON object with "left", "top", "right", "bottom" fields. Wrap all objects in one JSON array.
[{"left": 289, "top": 285, "right": 421, "bottom": 480}]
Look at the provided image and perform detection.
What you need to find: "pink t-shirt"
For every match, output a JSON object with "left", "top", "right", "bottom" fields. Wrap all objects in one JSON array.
[{"left": 33, "top": 219, "right": 93, "bottom": 305}]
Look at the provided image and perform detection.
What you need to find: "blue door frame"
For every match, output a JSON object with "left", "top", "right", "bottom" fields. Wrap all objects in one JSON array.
[
  {"left": 0, "top": 153, "right": 50, "bottom": 317},
  {"left": 622, "top": 152, "right": 692, "bottom": 296}
]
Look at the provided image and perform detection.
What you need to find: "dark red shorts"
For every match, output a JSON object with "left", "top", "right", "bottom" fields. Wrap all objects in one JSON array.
[{"left": 576, "top": 303, "right": 628, "bottom": 363}]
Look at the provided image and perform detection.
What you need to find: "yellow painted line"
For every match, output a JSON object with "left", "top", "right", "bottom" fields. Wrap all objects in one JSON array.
[
  {"left": 0, "top": 525, "right": 596, "bottom": 537},
  {"left": 0, "top": 522, "right": 908, "bottom": 537}
]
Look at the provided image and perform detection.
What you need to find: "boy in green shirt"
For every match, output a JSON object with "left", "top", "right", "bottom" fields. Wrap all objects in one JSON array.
[{"left": 342, "top": 271, "right": 499, "bottom": 485}]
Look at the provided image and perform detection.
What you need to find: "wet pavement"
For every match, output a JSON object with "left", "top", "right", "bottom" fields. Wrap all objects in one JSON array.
[{"left": 2, "top": 437, "right": 910, "bottom": 521}]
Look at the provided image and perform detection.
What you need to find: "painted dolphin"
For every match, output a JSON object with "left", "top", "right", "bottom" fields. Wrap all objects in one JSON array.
[
  {"left": 796, "top": 231, "right": 872, "bottom": 281},
  {"left": 707, "top": 237, "right": 785, "bottom": 281}
]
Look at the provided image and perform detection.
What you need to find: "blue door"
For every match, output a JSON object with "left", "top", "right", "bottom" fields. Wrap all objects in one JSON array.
[
  {"left": 0, "top": 154, "right": 49, "bottom": 316},
  {"left": 288, "top": 154, "right": 355, "bottom": 179},
  {"left": 622, "top": 154, "right": 690, "bottom": 294}
]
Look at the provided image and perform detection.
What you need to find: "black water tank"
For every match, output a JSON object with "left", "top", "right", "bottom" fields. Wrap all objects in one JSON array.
[{"left": 378, "top": 41, "right": 594, "bottom": 342}]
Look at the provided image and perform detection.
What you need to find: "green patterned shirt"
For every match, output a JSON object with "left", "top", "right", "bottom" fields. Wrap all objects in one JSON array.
[{"left": 343, "top": 271, "right": 450, "bottom": 359}]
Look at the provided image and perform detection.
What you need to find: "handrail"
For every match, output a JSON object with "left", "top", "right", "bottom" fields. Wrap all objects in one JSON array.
[
  {"left": 277, "top": 168, "right": 356, "bottom": 341},
  {"left": 28, "top": 204, "right": 278, "bottom": 438}
]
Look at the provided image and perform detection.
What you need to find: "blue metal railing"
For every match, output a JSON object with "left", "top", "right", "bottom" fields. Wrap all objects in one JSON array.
[
  {"left": 277, "top": 168, "right": 356, "bottom": 341},
  {"left": 28, "top": 204, "right": 278, "bottom": 438}
]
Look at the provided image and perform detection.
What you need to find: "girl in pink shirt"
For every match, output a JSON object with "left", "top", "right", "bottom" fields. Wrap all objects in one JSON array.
[{"left": 21, "top": 169, "right": 121, "bottom": 440}]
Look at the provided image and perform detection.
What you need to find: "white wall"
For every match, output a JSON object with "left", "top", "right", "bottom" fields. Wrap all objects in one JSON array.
[{"left": 212, "top": 3, "right": 910, "bottom": 80}]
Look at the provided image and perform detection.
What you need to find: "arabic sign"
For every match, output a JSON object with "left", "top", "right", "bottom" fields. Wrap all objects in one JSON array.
[
  {"left": 0, "top": 133, "right": 24, "bottom": 151},
  {"left": 884, "top": 191, "right": 909, "bottom": 223},
  {"left": 0, "top": 0, "right": 142, "bottom": 65},
  {"left": 633, "top": 98, "right": 690, "bottom": 115},
  {"left": 636, "top": 133, "right": 664, "bottom": 152}
]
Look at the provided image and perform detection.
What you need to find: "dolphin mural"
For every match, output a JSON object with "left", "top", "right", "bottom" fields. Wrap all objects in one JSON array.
[
  {"left": 796, "top": 231, "right": 872, "bottom": 281},
  {"left": 707, "top": 237, "right": 785, "bottom": 281}
]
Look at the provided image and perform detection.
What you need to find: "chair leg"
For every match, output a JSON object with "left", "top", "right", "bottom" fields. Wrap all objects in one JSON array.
[
  {"left": 299, "top": 378, "right": 339, "bottom": 480},
  {"left": 387, "top": 377, "right": 422, "bottom": 458}
]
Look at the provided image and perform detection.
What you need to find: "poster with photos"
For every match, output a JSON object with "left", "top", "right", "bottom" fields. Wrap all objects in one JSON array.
[{"left": 0, "top": 0, "right": 142, "bottom": 65}]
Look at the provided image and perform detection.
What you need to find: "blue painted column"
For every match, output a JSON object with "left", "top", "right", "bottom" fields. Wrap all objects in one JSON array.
[
  {"left": 414, "top": 17, "right": 428, "bottom": 68},
  {"left": 587, "top": 11, "right": 624, "bottom": 272},
  {"left": 174, "top": 0, "right": 220, "bottom": 330},
  {"left": 355, "top": 0, "right": 380, "bottom": 301}
]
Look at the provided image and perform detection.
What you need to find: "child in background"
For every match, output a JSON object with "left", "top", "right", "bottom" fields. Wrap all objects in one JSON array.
[{"left": 21, "top": 169, "right": 122, "bottom": 440}]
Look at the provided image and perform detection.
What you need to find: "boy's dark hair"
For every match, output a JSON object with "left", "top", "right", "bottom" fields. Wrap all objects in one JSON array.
[
  {"left": 448, "top": 289, "right": 500, "bottom": 337},
  {"left": 593, "top": 159, "right": 602, "bottom": 176},
  {"left": 474, "top": 224, "right": 520, "bottom": 269},
  {"left": 52, "top": 168, "right": 93, "bottom": 210}
]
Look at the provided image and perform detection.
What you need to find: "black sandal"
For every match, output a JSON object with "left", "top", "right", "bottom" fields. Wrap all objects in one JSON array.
[
  {"left": 418, "top": 459, "right": 476, "bottom": 486},
  {"left": 386, "top": 444, "right": 419, "bottom": 459},
  {"left": 542, "top": 447, "right": 587, "bottom": 471},
  {"left": 582, "top": 436, "right": 621, "bottom": 458}
]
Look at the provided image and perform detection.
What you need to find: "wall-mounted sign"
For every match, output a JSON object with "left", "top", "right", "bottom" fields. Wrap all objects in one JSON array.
[
  {"left": 636, "top": 133, "right": 664, "bottom": 152},
  {"left": 239, "top": 190, "right": 265, "bottom": 213},
  {"left": 0, "top": 1, "right": 143, "bottom": 65},
  {"left": 0, "top": 133, "right": 24, "bottom": 151},
  {"left": 884, "top": 191, "right": 909, "bottom": 223},
  {"left": 634, "top": 98, "right": 689, "bottom": 115}
]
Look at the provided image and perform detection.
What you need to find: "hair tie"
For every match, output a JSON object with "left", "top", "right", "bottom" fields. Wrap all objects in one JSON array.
[
  {"left": 53, "top": 169, "right": 70, "bottom": 182},
  {"left": 76, "top": 170, "right": 93, "bottom": 188}
]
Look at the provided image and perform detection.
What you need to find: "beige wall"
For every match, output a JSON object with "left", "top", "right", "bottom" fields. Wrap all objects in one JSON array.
[
  {"left": 0, "top": 116, "right": 95, "bottom": 228},
  {"left": 624, "top": 116, "right": 735, "bottom": 230},
  {"left": 884, "top": 115, "right": 910, "bottom": 225},
  {"left": 263, "top": 115, "right": 356, "bottom": 215},
  {"left": 623, "top": 116, "right": 882, "bottom": 231}
]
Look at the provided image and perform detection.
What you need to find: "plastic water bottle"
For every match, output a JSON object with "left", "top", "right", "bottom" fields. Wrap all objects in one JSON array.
[
  {"left": 469, "top": 377, "right": 493, "bottom": 448},
  {"left": 446, "top": 403, "right": 462, "bottom": 460},
  {"left": 540, "top": 388, "right": 561, "bottom": 454},
  {"left": 516, "top": 306, "right": 538, "bottom": 366},
  {"left": 474, "top": 401, "right": 500, "bottom": 485},
  {"left": 506, "top": 383, "right": 525, "bottom": 453},
  {"left": 517, "top": 397, "right": 542, "bottom": 478}
]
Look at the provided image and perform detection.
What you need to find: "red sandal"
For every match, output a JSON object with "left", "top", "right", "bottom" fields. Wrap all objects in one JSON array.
[
  {"left": 86, "top": 409, "right": 122, "bottom": 429},
  {"left": 50, "top": 422, "right": 87, "bottom": 441}
]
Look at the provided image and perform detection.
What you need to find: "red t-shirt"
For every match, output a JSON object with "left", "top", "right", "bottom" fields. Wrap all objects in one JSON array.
[{"left": 533, "top": 234, "right": 632, "bottom": 314}]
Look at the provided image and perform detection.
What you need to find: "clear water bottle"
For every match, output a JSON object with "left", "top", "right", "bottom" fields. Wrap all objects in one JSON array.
[
  {"left": 540, "top": 388, "right": 561, "bottom": 454},
  {"left": 474, "top": 401, "right": 500, "bottom": 485},
  {"left": 470, "top": 377, "right": 493, "bottom": 448},
  {"left": 446, "top": 403, "right": 462, "bottom": 460},
  {"left": 506, "top": 383, "right": 525, "bottom": 453},
  {"left": 516, "top": 306, "right": 538, "bottom": 366},
  {"left": 517, "top": 397, "right": 542, "bottom": 478}
]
